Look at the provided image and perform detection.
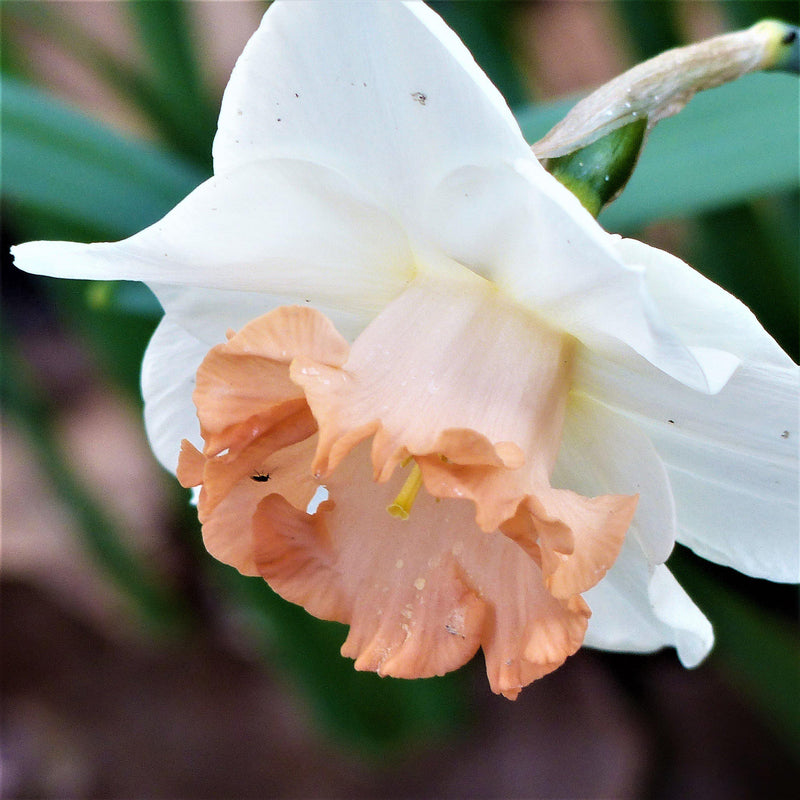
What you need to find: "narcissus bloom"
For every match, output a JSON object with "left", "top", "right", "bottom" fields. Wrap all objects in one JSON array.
[{"left": 12, "top": 1, "right": 798, "bottom": 698}]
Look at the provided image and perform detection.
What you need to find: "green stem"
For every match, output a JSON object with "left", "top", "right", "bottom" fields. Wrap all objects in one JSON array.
[{"left": 545, "top": 119, "right": 647, "bottom": 217}]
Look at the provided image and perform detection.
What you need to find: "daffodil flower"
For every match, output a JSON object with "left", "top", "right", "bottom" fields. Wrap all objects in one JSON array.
[{"left": 12, "top": 1, "right": 798, "bottom": 699}]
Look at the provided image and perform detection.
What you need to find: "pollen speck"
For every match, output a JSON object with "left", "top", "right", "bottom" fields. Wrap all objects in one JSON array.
[{"left": 414, "top": 577, "right": 426, "bottom": 591}]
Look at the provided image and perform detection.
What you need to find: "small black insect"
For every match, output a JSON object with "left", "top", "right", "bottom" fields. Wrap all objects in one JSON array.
[{"left": 251, "top": 473, "right": 271, "bottom": 483}]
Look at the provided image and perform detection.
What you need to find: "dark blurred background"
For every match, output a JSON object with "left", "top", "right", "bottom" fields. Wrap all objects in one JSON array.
[{"left": 2, "top": 2, "right": 798, "bottom": 797}]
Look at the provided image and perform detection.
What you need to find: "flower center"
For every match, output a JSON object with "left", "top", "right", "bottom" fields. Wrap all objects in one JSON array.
[{"left": 386, "top": 462, "right": 424, "bottom": 520}]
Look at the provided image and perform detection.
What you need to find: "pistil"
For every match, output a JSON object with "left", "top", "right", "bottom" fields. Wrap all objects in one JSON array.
[{"left": 387, "top": 462, "right": 424, "bottom": 520}]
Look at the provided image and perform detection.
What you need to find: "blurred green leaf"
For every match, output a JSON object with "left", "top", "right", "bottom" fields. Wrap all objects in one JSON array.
[
  {"left": 670, "top": 547, "right": 800, "bottom": 759},
  {"left": 689, "top": 195, "right": 800, "bottom": 361},
  {"left": 0, "top": 324, "right": 190, "bottom": 634},
  {"left": 2, "top": 1, "right": 216, "bottom": 168},
  {"left": 613, "top": 0, "right": 683, "bottom": 60},
  {"left": 37, "top": 278, "right": 162, "bottom": 397},
  {"left": 430, "top": 1, "right": 529, "bottom": 106},
  {"left": 1, "top": 77, "right": 207, "bottom": 241},
  {"left": 721, "top": 0, "right": 800, "bottom": 28},
  {"left": 516, "top": 95, "right": 578, "bottom": 142},
  {"left": 517, "top": 72, "right": 799, "bottom": 231},
  {"left": 0, "top": 11, "right": 28, "bottom": 78},
  {"left": 125, "top": 0, "right": 218, "bottom": 167},
  {"left": 86, "top": 280, "right": 163, "bottom": 318}
]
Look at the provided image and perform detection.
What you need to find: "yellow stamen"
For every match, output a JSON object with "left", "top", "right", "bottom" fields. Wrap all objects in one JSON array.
[{"left": 387, "top": 463, "right": 424, "bottom": 520}]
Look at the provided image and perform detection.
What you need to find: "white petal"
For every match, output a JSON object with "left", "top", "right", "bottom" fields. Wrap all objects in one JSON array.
[
  {"left": 576, "top": 347, "right": 800, "bottom": 582},
  {"left": 11, "top": 159, "right": 413, "bottom": 316},
  {"left": 151, "top": 283, "right": 374, "bottom": 347},
  {"left": 213, "top": 0, "right": 531, "bottom": 218},
  {"left": 554, "top": 392, "right": 676, "bottom": 565},
  {"left": 646, "top": 564, "right": 714, "bottom": 668},
  {"left": 583, "top": 537, "right": 714, "bottom": 668},
  {"left": 140, "top": 317, "right": 206, "bottom": 474},
  {"left": 423, "top": 159, "right": 722, "bottom": 393},
  {"left": 614, "top": 237, "right": 795, "bottom": 368}
]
